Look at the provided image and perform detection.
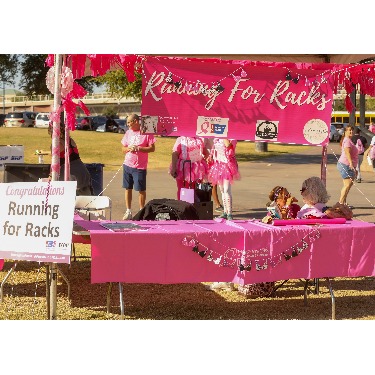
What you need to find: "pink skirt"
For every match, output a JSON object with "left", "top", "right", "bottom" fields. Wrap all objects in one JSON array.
[
  {"left": 169, "top": 159, "right": 208, "bottom": 183},
  {"left": 208, "top": 160, "right": 240, "bottom": 185}
]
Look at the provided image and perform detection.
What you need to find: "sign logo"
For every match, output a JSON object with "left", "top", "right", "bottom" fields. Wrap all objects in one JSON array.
[
  {"left": 196, "top": 116, "right": 229, "bottom": 137},
  {"left": 255, "top": 120, "right": 279, "bottom": 141},
  {"left": 303, "top": 119, "right": 328, "bottom": 144},
  {"left": 45, "top": 241, "right": 56, "bottom": 250}
]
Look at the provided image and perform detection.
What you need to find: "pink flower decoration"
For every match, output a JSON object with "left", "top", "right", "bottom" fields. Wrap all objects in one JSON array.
[{"left": 182, "top": 237, "right": 198, "bottom": 247}]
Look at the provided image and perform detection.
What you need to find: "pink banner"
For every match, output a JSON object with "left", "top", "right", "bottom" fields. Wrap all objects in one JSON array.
[{"left": 141, "top": 57, "right": 334, "bottom": 145}]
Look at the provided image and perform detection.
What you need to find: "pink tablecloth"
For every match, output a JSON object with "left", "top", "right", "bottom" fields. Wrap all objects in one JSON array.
[{"left": 74, "top": 217, "right": 375, "bottom": 284}]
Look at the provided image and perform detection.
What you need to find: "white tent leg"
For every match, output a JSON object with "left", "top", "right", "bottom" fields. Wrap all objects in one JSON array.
[{"left": 49, "top": 53, "right": 63, "bottom": 320}]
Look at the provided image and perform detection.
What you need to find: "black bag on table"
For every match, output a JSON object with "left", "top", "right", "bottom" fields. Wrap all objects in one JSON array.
[{"left": 133, "top": 198, "right": 199, "bottom": 221}]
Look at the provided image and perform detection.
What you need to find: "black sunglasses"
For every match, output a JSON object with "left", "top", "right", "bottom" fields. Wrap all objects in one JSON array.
[{"left": 300, "top": 187, "right": 307, "bottom": 193}]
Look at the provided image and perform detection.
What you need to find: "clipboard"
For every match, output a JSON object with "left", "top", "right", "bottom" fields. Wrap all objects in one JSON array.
[{"left": 99, "top": 222, "right": 149, "bottom": 232}]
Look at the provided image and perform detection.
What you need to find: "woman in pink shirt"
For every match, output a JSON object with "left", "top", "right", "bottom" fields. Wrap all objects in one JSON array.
[{"left": 337, "top": 125, "right": 358, "bottom": 207}]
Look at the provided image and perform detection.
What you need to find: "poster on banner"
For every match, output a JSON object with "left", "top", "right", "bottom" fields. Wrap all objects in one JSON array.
[
  {"left": 196, "top": 116, "right": 229, "bottom": 138},
  {"left": 0, "top": 145, "right": 24, "bottom": 170},
  {"left": 141, "top": 57, "right": 334, "bottom": 145},
  {"left": 0, "top": 181, "right": 77, "bottom": 264}
]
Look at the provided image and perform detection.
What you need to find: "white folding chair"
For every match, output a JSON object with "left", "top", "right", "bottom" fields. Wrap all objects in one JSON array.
[
  {"left": 73, "top": 195, "right": 123, "bottom": 317},
  {"left": 75, "top": 195, "right": 112, "bottom": 221},
  {"left": 72, "top": 195, "right": 112, "bottom": 261}
]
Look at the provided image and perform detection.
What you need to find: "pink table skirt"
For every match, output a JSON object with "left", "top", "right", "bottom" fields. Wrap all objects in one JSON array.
[{"left": 74, "top": 217, "right": 375, "bottom": 284}]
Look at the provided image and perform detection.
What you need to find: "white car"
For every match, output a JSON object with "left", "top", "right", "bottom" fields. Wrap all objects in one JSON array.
[
  {"left": 4, "top": 111, "right": 37, "bottom": 127},
  {"left": 35, "top": 112, "right": 50, "bottom": 128}
]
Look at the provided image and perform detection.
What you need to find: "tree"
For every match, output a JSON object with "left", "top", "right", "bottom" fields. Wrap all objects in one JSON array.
[
  {"left": 19, "top": 54, "right": 50, "bottom": 96},
  {"left": 19, "top": 54, "right": 97, "bottom": 96},
  {"left": 102, "top": 107, "right": 118, "bottom": 118},
  {"left": 0, "top": 54, "right": 18, "bottom": 86},
  {"left": 93, "top": 69, "right": 142, "bottom": 101}
]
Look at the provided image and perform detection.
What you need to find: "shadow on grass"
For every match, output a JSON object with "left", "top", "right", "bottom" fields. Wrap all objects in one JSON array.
[
  {"left": 1, "top": 259, "right": 374, "bottom": 320},
  {"left": 237, "top": 152, "right": 339, "bottom": 165}
]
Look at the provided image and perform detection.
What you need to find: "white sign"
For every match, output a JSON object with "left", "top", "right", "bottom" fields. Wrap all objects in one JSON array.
[
  {"left": 196, "top": 116, "right": 229, "bottom": 138},
  {"left": 0, "top": 181, "right": 77, "bottom": 264},
  {"left": 0, "top": 145, "right": 24, "bottom": 170}
]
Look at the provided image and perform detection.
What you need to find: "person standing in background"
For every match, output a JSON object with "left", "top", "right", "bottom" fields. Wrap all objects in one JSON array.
[
  {"left": 121, "top": 114, "right": 156, "bottom": 220},
  {"left": 80, "top": 117, "right": 91, "bottom": 131},
  {"left": 337, "top": 125, "right": 358, "bottom": 208},
  {"left": 369, "top": 121, "right": 375, "bottom": 134},
  {"left": 351, "top": 127, "right": 367, "bottom": 183},
  {"left": 368, "top": 134, "right": 375, "bottom": 173}
]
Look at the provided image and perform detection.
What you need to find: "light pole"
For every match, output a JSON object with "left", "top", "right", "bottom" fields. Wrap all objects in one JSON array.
[{"left": 2, "top": 80, "right": 5, "bottom": 115}]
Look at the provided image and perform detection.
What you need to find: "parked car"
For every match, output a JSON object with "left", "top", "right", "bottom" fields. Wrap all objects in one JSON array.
[
  {"left": 90, "top": 116, "right": 107, "bottom": 131},
  {"left": 331, "top": 122, "right": 349, "bottom": 141},
  {"left": 115, "top": 119, "right": 127, "bottom": 134},
  {"left": 75, "top": 117, "right": 92, "bottom": 130},
  {"left": 330, "top": 124, "right": 341, "bottom": 142},
  {"left": 75, "top": 117, "right": 84, "bottom": 130},
  {"left": 96, "top": 117, "right": 121, "bottom": 133},
  {"left": 3, "top": 111, "right": 37, "bottom": 127},
  {"left": 35, "top": 112, "right": 50, "bottom": 128}
]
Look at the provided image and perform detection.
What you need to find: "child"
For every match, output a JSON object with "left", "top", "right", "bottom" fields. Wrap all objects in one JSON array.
[
  {"left": 262, "top": 186, "right": 300, "bottom": 223},
  {"left": 240, "top": 186, "right": 300, "bottom": 299}
]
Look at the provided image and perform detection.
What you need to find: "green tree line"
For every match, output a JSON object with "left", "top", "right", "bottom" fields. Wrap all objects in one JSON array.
[
  {"left": 0, "top": 54, "right": 142, "bottom": 100},
  {"left": 2, "top": 54, "right": 375, "bottom": 111}
]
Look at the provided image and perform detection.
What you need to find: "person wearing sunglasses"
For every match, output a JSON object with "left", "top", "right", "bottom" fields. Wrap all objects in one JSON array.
[{"left": 297, "top": 176, "right": 330, "bottom": 219}]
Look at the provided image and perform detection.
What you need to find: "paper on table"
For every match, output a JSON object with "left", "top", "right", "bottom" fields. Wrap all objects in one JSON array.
[{"left": 100, "top": 222, "right": 149, "bottom": 232}]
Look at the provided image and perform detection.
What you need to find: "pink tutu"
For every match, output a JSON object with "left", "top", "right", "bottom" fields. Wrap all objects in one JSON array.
[
  {"left": 169, "top": 159, "right": 208, "bottom": 183},
  {"left": 208, "top": 160, "right": 240, "bottom": 185}
]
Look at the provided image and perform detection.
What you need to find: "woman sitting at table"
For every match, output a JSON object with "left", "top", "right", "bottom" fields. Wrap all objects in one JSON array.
[{"left": 297, "top": 176, "right": 330, "bottom": 219}]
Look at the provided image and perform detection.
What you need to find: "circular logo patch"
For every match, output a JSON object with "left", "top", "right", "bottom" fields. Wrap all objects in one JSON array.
[{"left": 303, "top": 119, "right": 328, "bottom": 144}]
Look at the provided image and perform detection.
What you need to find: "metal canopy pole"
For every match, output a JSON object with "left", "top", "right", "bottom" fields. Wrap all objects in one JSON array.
[{"left": 49, "top": 54, "right": 63, "bottom": 320}]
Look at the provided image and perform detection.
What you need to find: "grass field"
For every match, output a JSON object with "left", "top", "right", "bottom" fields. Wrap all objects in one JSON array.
[{"left": 0, "top": 127, "right": 309, "bottom": 170}]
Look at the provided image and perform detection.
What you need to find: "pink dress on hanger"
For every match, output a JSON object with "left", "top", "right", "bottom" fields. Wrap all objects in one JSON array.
[
  {"left": 208, "top": 138, "right": 241, "bottom": 185},
  {"left": 169, "top": 137, "right": 208, "bottom": 183}
]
